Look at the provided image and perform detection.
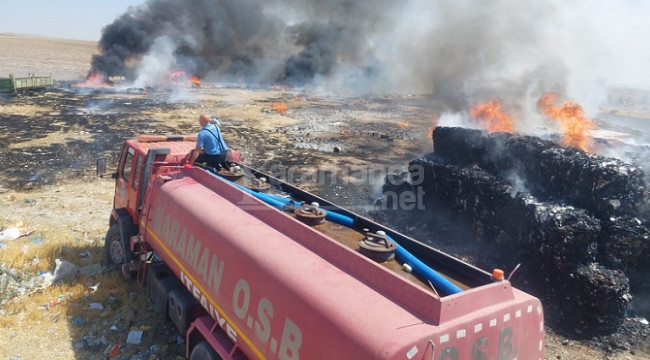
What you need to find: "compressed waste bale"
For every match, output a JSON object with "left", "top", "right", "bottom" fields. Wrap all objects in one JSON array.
[
  {"left": 408, "top": 155, "right": 634, "bottom": 334},
  {"left": 599, "top": 216, "right": 650, "bottom": 276},
  {"left": 432, "top": 127, "right": 650, "bottom": 221},
  {"left": 545, "top": 263, "right": 630, "bottom": 335},
  {"left": 410, "top": 156, "right": 600, "bottom": 264}
]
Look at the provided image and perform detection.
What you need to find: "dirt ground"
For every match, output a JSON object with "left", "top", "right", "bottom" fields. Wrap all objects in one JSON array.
[{"left": 0, "top": 33, "right": 648, "bottom": 360}]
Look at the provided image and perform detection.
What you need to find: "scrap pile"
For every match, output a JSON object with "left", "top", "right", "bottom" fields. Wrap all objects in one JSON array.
[{"left": 408, "top": 126, "right": 650, "bottom": 335}]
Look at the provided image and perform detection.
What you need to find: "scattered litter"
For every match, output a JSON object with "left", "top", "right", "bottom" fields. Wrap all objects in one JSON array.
[
  {"left": 74, "top": 316, "right": 83, "bottom": 324},
  {"left": 49, "top": 297, "right": 63, "bottom": 308},
  {"left": 0, "top": 228, "right": 22, "bottom": 242},
  {"left": 639, "top": 318, "right": 649, "bottom": 325},
  {"left": 53, "top": 259, "right": 78, "bottom": 282},
  {"left": 87, "top": 282, "right": 100, "bottom": 293},
  {"left": 148, "top": 344, "right": 161, "bottom": 355},
  {"left": 38, "top": 272, "right": 55, "bottom": 288},
  {"left": 89, "top": 302, "right": 104, "bottom": 310},
  {"left": 126, "top": 330, "right": 144, "bottom": 345},
  {"left": 30, "top": 234, "right": 44, "bottom": 244},
  {"left": 106, "top": 343, "right": 120, "bottom": 356},
  {"left": 110, "top": 325, "right": 118, "bottom": 331},
  {"left": 79, "top": 263, "right": 103, "bottom": 276}
]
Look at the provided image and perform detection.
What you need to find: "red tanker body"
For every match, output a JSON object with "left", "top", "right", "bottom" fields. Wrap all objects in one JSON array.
[{"left": 104, "top": 135, "right": 545, "bottom": 360}]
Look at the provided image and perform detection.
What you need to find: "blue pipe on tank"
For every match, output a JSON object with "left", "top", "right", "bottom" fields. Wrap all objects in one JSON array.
[
  {"left": 257, "top": 191, "right": 354, "bottom": 227},
  {"left": 232, "top": 182, "right": 355, "bottom": 227},
  {"left": 385, "top": 234, "right": 463, "bottom": 296},
  {"left": 221, "top": 174, "right": 457, "bottom": 294}
]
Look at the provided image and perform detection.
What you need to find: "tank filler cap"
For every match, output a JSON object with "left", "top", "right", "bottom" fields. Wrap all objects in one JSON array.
[
  {"left": 294, "top": 203, "right": 326, "bottom": 226},
  {"left": 492, "top": 269, "right": 505, "bottom": 281},
  {"left": 247, "top": 177, "right": 271, "bottom": 192},
  {"left": 358, "top": 231, "right": 396, "bottom": 263}
]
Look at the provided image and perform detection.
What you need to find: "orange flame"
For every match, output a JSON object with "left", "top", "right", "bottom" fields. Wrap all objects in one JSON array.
[
  {"left": 428, "top": 126, "right": 435, "bottom": 139},
  {"left": 72, "top": 73, "right": 111, "bottom": 88},
  {"left": 397, "top": 122, "right": 410, "bottom": 129},
  {"left": 469, "top": 99, "right": 514, "bottom": 133},
  {"left": 537, "top": 93, "right": 595, "bottom": 152},
  {"left": 167, "top": 71, "right": 202, "bottom": 87},
  {"left": 272, "top": 102, "right": 288, "bottom": 114},
  {"left": 271, "top": 84, "right": 290, "bottom": 91}
]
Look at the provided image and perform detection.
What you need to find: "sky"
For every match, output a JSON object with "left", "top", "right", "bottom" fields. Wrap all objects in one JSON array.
[{"left": 0, "top": 0, "right": 148, "bottom": 41}]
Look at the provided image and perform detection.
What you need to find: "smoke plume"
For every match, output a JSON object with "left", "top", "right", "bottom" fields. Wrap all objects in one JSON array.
[{"left": 92, "top": 0, "right": 650, "bottom": 107}]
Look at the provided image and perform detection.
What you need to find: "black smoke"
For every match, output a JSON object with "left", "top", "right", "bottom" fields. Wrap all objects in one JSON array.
[
  {"left": 91, "top": 0, "right": 399, "bottom": 88},
  {"left": 91, "top": 0, "right": 650, "bottom": 104}
]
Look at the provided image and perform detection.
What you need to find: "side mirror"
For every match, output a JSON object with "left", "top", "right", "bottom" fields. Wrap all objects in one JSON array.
[{"left": 96, "top": 158, "right": 107, "bottom": 177}]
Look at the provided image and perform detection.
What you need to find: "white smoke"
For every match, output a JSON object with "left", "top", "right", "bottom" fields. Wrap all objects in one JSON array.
[{"left": 132, "top": 36, "right": 178, "bottom": 88}]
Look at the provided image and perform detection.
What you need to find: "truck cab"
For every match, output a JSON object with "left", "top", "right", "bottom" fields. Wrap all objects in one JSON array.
[{"left": 106, "top": 135, "right": 197, "bottom": 265}]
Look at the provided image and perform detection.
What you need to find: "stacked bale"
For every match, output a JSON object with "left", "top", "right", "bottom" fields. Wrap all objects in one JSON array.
[
  {"left": 410, "top": 156, "right": 626, "bottom": 333},
  {"left": 431, "top": 127, "right": 650, "bottom": 274},
  {"left": 404, "top": 126, "right": 650, "bottom": 334},
  {"left": 432, "top": 127, "right": 650, "bottom": 220}
]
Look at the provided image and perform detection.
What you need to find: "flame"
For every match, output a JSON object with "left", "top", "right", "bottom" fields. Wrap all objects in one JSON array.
[
  {"left": 272, "top": 102, "right": 288, "bottom": 114},
  {"left": 469, "top": 99, "right": 514, "bottom": 133},
  {"left": 537, "top": 93, "right": 595, "bottom": 152},
  {"left": 428, "top": 126, "right": 435, "bottom": 139},
  {"left": 167, "top": 71, "right": 202, "bottom": 87},
  {"left": 397, "top": 122, "right": 410, "bottom": 129},
  {"left": 72, "top": 73, "right": 111, "bottom": 88},
  {"left": 271, "top": 84, "right": 290, "bottom": 91}
]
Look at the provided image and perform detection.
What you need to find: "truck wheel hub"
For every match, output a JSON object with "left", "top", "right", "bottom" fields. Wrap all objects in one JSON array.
[{"left": 110, "top": 240, "right": 124, "bottom": 263}]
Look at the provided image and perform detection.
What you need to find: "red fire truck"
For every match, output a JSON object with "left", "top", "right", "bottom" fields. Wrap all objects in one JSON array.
[{"left": 104, "top": 134, "right": 544, "bottom": 360}]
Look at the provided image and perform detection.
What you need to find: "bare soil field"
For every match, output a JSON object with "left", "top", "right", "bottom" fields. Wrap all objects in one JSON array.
[
  {"left": 0, "top": 33, "right": 96, "bottom": 80},
  {"left": 0, "top": 33, "right": 648, "bottom": 360}
]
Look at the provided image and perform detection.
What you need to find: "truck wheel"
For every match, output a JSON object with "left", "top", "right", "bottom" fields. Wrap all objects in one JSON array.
[
  {"left": 105, "top": 224, "right": 128, "bottom": 265},
  {"left": 189, "top": 341, "right": 222, "bottom": 360}
]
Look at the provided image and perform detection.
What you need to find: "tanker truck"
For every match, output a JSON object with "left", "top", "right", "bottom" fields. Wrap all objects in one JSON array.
[{"left": 103, "top": 134, "right": 545, "bottom": 360}]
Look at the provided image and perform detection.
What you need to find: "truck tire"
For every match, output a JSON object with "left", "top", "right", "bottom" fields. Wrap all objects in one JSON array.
[
  {"left": 189, "top": 341, "right": 222, "bottom": 360},
  {"left": 105, "top": 223, "right": 131, "bottom": 265}
]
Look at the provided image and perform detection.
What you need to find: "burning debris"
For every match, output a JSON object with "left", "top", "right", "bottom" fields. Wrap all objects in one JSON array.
[
  {"left": 432, "top": 127, "right": 650, "bottom": 221},
  {"left": 537, "top": 93, "right": 596, "bottom": 152},
  {"left": 381, "top": 126, "right": 649, "bottom": 335},
  {"left": 469, "top": 99, "right": 515, "bottom": 133}
]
